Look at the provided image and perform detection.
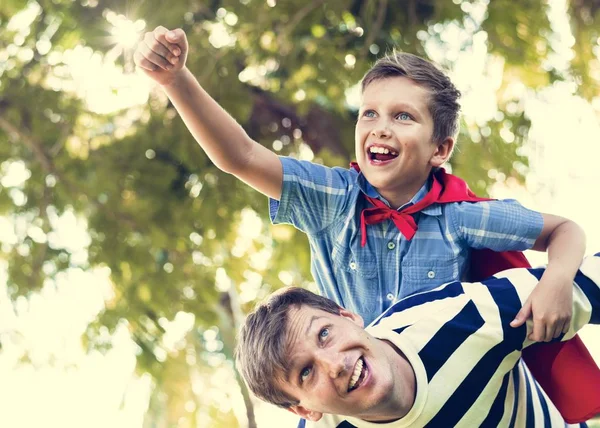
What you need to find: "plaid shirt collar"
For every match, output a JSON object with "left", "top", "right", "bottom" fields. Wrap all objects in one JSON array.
[{"left": 356, "top": 171, "right": 442, "bottom": 216}]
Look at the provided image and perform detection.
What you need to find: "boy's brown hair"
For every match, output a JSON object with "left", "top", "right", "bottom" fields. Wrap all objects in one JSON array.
[
  {"left": 235, "top": 287, "right": 341, "bottom": 408},
  {"left": 362, "top": 51, "right": 461, "bottom": 144}
]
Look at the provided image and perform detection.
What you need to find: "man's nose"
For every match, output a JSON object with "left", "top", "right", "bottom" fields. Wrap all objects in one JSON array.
[{"left": 320, "top": 351, "right": 348, "bottom": 379}]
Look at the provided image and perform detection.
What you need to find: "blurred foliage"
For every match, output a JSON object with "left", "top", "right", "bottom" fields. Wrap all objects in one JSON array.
[{"left": 0, "top": 0, "right": 599, "bottom": 427}]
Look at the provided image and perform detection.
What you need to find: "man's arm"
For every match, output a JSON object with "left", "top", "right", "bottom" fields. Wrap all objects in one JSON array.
[
  {"left": 134, "top": 26, "right": 283, "bottom": 200},
  {"left": 511, "top": 214, "right": 586, "bottom": 342}
]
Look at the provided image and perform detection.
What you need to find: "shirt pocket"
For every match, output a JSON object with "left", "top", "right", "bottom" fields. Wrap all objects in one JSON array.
[
  {"left": 331, "top": 239, "right": 378, "bottom": 279},
  {"left": 401, "top": 259, "right": 457, "bottom": 297}
]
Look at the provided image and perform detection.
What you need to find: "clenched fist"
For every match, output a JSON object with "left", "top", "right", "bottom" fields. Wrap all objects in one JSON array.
[{"left": 134, "top": 26, "right": 188, "bottom": 86}]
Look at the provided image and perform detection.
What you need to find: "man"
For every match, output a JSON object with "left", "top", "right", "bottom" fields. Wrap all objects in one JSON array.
[{"left": 236, "top": 255, "right": 600, "bottom": 427}]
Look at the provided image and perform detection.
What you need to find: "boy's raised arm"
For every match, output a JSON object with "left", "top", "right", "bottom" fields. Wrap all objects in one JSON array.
[{"left": 134, "top": 26, "right": 283, "bottom": 200}]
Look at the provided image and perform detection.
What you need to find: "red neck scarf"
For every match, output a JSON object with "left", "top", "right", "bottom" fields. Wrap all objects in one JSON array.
[
  {"left": 351, "top": 162, "right": 600, "bottom": 422},
  {"left": 355, "top": 163, "right": 486, "bottom": 247}
]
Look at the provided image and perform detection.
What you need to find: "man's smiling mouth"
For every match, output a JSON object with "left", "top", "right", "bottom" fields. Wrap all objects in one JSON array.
[
  {"left": 368, "top": 145, "right": 399, "bottom": 162},
  {"left": 348, "top": 357, "right": 368, "bottom": 392}
]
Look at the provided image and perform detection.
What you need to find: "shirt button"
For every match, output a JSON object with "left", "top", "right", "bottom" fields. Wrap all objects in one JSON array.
[
  {"left": 386, "top": 293, "right": 394, "bottom": 301},
  {"left": 349, "top": 261, "right": 357, "bottom": 270},
  {"left": 387, "top": 242, "right": 396, "bottom": 250},
  {"left": 427, "top": 270, "right": 435, "bottom": 279}
]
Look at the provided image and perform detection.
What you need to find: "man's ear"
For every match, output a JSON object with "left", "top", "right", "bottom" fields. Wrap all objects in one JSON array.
[
  {"left": 287, "top": 405, "right": 324, "bottom": 421},
  {"left": 339, "top": 307, "right": 364, "bottom": 328},
  {"left": 429, "top": 137, "right": 454, "bottom": 168}
]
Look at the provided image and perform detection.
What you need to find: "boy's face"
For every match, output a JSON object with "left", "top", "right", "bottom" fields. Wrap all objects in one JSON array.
[
  {"left": 355, "top": 76, "right": 451, "bottom": 207},
  {"left": 278, "top": 305, "right": 408, "bottom": 422}
]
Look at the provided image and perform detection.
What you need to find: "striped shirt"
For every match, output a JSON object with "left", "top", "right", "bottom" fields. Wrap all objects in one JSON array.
[
  {"left": 300, "top": 254, "right": 600, "bottom": 428},
  {"left": 270, "top": 157, "right": 543, "bottom": 324}
]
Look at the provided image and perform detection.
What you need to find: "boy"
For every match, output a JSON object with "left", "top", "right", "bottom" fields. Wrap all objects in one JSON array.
[
  {"left": 133, "top": 26, "right": 597, "bottom": 420},
  {"left": 236, "top": 255, "right": 600, "bottom": 427}
]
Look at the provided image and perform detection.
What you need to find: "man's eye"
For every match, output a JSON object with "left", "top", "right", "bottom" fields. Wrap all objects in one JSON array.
[
  {"left": 319, "top": 328, "right": 329, "bottom": 341},
  {"left": 397, "top": 112, "right": 411, "bottom": 121},
  {"left": 300, "top": 367, "right": 312, "bottom": 383}
]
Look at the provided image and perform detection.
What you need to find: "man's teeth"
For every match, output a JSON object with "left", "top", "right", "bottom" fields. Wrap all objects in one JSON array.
[
  {"left": 348, "top": 358, "right": 364, "bottom": 391},
  {"left": 369, "top": 146, "right": 398, "bottom": 155}
]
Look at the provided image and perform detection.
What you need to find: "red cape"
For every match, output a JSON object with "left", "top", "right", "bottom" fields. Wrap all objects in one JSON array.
[{"left": 356, "top": 164, "right": 600, "bottom": 422}]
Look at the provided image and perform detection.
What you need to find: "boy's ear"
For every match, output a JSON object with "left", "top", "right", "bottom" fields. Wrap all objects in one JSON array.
[
  {"left": 429, "top": 137, "right": 454, "bottom": 167},
  {"left": 287, "top": 405, "right": 324, "bottom": 421}
]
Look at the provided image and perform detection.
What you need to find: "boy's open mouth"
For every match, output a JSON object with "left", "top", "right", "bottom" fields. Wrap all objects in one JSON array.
[
  {"left": 368, "top": 145, "right": 399, "bottom": 162},
  {"left": 348, "top": 356, "right": 368, "bottom": 392}
]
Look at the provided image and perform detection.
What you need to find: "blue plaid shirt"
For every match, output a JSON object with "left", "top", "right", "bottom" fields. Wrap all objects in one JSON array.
[{"left": 269, "top": 157, "right": 544, "bottom": 324}]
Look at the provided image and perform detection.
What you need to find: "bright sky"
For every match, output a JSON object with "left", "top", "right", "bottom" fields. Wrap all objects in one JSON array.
[{"left": 0, "top": 0, "right": 599, "bottom": 427}]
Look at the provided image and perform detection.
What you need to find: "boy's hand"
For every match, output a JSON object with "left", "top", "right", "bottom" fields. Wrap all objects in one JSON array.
[
  {"left": 134, "top": 26, "right": 188, "bottom": 86},
  {"left": 510, "top": 275, "right": 573, "bottom": 342}
]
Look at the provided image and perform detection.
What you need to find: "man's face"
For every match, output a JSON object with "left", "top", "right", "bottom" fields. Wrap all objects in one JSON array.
[
  {"left": 279, "top": 305, "right": 403, "bottom": 422},
  {"left": 355, "top": 76, "right": 450, "bottom": 208}
]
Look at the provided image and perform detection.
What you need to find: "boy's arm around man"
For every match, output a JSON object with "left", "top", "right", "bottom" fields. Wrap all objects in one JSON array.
[
  {"left": 448, "top": 197, "right": 586, "bottom": 342},
  {"left": 510, "top": 213, "right": 586, "bottom": 342}
]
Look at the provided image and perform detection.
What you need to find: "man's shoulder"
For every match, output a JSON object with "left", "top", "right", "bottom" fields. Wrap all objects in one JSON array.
[{"left": 300, "top": 414, "right": 357, "bottom": 428}]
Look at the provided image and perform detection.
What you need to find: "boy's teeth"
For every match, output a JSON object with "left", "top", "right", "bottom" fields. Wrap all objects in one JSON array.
[{"left": 369, "top": 146, "right": 397, "bottom": 155}]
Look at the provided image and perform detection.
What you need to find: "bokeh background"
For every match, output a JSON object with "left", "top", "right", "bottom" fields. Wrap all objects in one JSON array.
[{"left": 1, "top": 0, "right": 599, "bottom": 427}]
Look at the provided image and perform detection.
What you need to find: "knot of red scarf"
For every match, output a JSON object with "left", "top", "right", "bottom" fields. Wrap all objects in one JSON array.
[
  {"left": 356, "top": 160, "right": 448, "bottom": 246},
  {"left": 360, "top": 179, "right": 442, "bottom": 246}
]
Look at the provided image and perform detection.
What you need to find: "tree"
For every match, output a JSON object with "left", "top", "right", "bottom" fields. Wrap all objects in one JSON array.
[{"left": 1, "top": 1, "right": 598, "bottom": 426}]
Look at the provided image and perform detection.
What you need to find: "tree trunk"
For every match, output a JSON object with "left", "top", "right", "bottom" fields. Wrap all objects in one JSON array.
[{"left": 218, "top": 289, "right": 257, "bottom": 428}]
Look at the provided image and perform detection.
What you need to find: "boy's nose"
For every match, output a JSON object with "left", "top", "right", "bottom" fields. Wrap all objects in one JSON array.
[{"left": 371, "top": 123, "right": 391, "bottom": 138}]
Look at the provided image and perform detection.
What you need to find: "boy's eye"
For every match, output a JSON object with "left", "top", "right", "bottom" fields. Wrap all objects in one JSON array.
[
  {"left": 397, "top": 112, "right": 411, "bottom": 121},
  {"left": 362, "top": 110, "right": 377, "bottom": 118},
  {"left": 300, "top": 367, "right": 312, "bottom": 383},
  {"left": 319, "top": 328, "right": 329, "bottom": 341}
]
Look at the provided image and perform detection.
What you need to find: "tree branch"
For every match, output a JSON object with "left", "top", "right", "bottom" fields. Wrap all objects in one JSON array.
[
  {"left": 408, "top": 0, "right": 418, "bottom": 29},
  {"left": 0, "top": 113, "right": 141, "bottom": 231},
  {"left": 361, "top": 0, "right": 388, "bottom": 58},
  {"left": 277, "top": 0, "right": 327, "bottom": 53},
  {"left": 246, "top": 86, "right": 349, "bottom": 158},
  {"left": 0, "top": 115, "right": 55, "bottom": 174}
]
